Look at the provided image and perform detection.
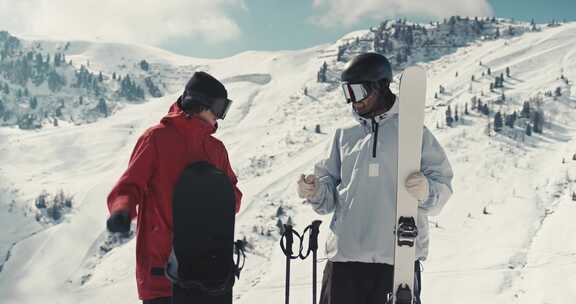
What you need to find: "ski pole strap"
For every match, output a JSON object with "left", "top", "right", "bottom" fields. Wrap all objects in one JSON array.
[
  {"left": 280, "top": 224, "right": 302, "bottom": 259},
  {"left": 299, "top": 220, "right": 322, "bottom": 260}
]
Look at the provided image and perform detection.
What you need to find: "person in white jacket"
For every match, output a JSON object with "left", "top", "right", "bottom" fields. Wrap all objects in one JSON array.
[{"left": 297, "top": 53, "right": 453, "bottom": 304}]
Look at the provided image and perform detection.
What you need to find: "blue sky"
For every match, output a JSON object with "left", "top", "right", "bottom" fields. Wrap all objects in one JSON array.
[
  {"left": 163, "top": 0, "right": 576, "bottom": 58},
  {"left": 0, "top": 0, "right": 574, "bottom": 59}
]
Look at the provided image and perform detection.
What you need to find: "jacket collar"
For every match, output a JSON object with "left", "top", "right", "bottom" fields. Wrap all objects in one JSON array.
[
  {"left": 162, "top": 101, "right": 217, "bottom": 136},
  {"left": 353, "top": 99, "right": 399, "bottom": 131}
]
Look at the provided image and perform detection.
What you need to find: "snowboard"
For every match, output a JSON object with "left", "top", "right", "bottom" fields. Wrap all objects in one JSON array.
[
  {"left": 391, "top": 66, "right": 427, "bottom": 304},
  {"left": 165, "top": 161, "right": 237, "bottom": 304}
]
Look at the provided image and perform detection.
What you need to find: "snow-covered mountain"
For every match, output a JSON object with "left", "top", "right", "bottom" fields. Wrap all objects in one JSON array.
[{"left": 1, "top": 18, "right": 576, "bottom": 304}]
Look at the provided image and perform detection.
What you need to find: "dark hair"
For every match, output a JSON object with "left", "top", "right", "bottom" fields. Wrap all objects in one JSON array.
[
  {"left": 184, "top": 103, "right": 209, "bottom": 115},
  {"left": 177, "top": 96, "right": 209, "bottom": 115}
]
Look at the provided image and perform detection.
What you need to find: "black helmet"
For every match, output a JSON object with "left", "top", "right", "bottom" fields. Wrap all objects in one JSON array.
[
  {"left": 179, "top": 71, "right": 232, "bottom": 119},
  {"left": 341, "top": 52, "right": 393, "bottom": 84},
  {"left": 340, "top": 53, "right": 396, "bottom": 115}
]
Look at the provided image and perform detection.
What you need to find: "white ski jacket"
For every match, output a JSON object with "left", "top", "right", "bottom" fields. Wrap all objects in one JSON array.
[{"left": 308, "top": 105, "right": 453, "bottom": 264}]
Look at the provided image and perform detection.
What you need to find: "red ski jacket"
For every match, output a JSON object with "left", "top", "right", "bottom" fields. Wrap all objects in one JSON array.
[{"left": 107, "top": 102, "right": 242, "bottom": 300}]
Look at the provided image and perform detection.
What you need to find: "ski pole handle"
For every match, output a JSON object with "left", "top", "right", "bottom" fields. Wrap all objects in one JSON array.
[
  {"left": 309, "top": 220, "right": 322, "bottom": 252},
  {"left": 280, "top": 224, "right": 297, "bottom": 257}
]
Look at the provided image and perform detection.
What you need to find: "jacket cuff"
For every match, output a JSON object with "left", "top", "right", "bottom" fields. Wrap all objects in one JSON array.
[
  {"left": 110, "top": 194, "right": 137, "bottom": 219},
  {"left": 419, "top": 179, "right": 438, "bottom": 210}
]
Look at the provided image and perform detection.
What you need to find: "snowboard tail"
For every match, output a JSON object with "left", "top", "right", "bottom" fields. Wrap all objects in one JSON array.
[{"left": 166, "top": 161, "right": 244, "bottom": 304}]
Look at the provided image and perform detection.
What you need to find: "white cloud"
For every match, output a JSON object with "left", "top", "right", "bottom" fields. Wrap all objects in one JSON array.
[
  {"left": 311, "top": 0, "right": 494, "bottom": 28},
  {"left": 0, "top": 0, "right": 245, "bottom": 45}
]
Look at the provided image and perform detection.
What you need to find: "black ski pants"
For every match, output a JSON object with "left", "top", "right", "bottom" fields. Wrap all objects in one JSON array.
[{"left": 319, "top": 261, "right": 422, "bottom": 304}]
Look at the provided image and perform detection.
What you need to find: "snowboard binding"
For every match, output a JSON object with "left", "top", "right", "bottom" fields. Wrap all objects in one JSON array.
[
  {"left": 165, "top": 239, "right": 246, "bottom": 296},
  {"left": 397, "top": 216, "right": 418, "bottom": 247}
]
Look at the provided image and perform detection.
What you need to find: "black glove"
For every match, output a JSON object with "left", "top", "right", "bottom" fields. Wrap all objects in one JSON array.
[{"left": 106, "top": 210, "right": 131, "bottom": 233}]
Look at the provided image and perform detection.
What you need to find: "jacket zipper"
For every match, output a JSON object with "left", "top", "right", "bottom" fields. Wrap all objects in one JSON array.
[{"left": 371, "top": 118, "right": 379, "bottom": 158}]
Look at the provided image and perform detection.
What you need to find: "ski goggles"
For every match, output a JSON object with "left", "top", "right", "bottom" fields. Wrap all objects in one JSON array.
[
  {"left": 182, "top": 93, "right": 233, "bottom": 119},
  {"left": 341, "top": 82, "right": 373, "bottom": 103}
]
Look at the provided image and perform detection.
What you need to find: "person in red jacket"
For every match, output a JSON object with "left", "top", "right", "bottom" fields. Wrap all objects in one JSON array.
[{"left": 106, "top": 71, "right": 242, "bottom": 304}]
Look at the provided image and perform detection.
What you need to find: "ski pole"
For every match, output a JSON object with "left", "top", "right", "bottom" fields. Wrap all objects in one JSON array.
[
  {"left": 280, "top": 224, "right": 301, "bottom": 304},
  {"left": 284, "top": 225, "right": 292, "bottom": 304},
  {"left": 309, "top": 220, "right": 322, "bottom": 304},
  {"left": 299, "top": 220, "right": 322, "bottom": 304}
]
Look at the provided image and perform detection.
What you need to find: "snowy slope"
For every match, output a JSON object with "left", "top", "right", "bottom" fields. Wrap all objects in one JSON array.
[{"left": 1, "top": 22, "right": 576, "bottom": 304}]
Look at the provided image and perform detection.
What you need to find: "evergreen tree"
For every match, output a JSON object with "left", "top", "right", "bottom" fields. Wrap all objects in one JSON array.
[
  {"left": 30, "top": 96, "right": 38, "bottom": 109},
  {"left": 34, "top": 53, "right": 44, "bottom": 70},
  {"left": 337, "top": 45, "right": 346, "bottom": 62},
  {"left": 48, "top": 71, "right": 65, "bottom": 92},
  {"left": 507, "top": 26, "right": 515, "bottom": 36},
  {"left": 526, "top": 124, "right": 532, "bottom": 136},
  {"left": 276, "top": 219, "right": 285, "bottom": 235},
  {"left": 494, "top": 111, "right": 503, "bottom": 132},
  {"left": 139, "top": 60, "right": 150, "bottom": 71},
  {"left": 506, "top": 66, "right": 511, "bottom": 77},
  {"left": 276, "top": 206, "right": 285, "bottom": 217},
  {"left": 54, "top": 53, "right": 61, "bottom": 67},
  {"left": 445, "top": 105, "right": 454, "bottom": 127},
  {"left": 145, "top": 77, "right": 162, "bottom": 98},
  {"left": 521, "top": 101, "right": 531, "bottom": 118},
  {"left": 317, "top": 62, "right": 328, "bottom": 83},
  {"left": 532, "top": 110, "right": 544, "bottom": 133},
  {"left": 97, "top": 98, "right": 108, "bottom": 117},
  {"left": 45, "top": 54, "right": 51, "bottom": 69},
  {"left": 555, "top": 87, "right": 562, "bottom": 97},
  {"left": 482, "top": 103, "right": 490, "bottom": 116},
  {"left": 505, "top": 111, "right": 517, "bottom": 128},
  {"left": 395, "top": 52, "right": 403, "bottom": 64},
  {"left": 120, "top": 75, "right": 144, "bottom": 100}
]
